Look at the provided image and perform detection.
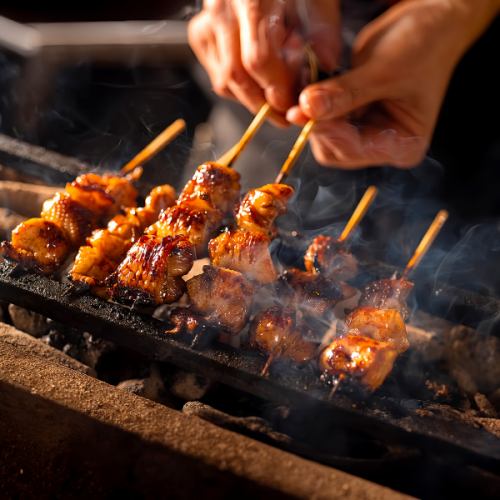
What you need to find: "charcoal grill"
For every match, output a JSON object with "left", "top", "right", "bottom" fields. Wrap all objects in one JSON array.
[{"left": 1, "top": 259, "right": 498, "bottom": 474}]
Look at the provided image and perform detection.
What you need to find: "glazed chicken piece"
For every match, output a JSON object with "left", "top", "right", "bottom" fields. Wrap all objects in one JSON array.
[
  {"left": 150, "top": 204, "right": 222, "bottom": 256},
  {"left": 170, "top": 265, "right": 254, "bottom": 335},
  {"left": 359, "top": 278, "right": 414, "bottom": 319},
  {"left": 278, "top": 268, "right": 346, "bottom": 317},
  {"left": 41, "top": 193, "right": 95, "bottom": 247},
  {"left": 70, "top": 185, "right": 176, "bottom": 288},
  {"left": 304, "top": 235, "right": 359, "bottom": 282},
  {"left": 209, "top": 229, "right": 277, "bottom": 284},
  {"left": 177, "top": 161, "right": 241, "bottom": 214},
  {"left": 345, "top": 306, "right": 409, "bottom": 353},
  {"left": 209, "top": 183, "right": 294, "bottom": 283},
  {"left": 107, "top": 234, "right": 194, "bottom": 306},
  {"left": 65, "top": 172, "right": 138, "bottom": 218},
  {"left": 0, "top": 218, "right": 70, "bottom": 274},
  {"left": 319, "top": 334, "right": 398, "bottom": 391},
  {"left": 236, "top": 184, "right": 294, "bottom": 237},
  {"left": 250, "top": 307, "right": 317, "bottom": 364},
  {"left": 147, "top": 162, "right": 241, "bottom": 256}
]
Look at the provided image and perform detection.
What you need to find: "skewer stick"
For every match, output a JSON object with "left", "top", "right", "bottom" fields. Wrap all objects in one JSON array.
[
  {"left": 337, "top": 186, "right": 378, "bottom": 243},
  {"left": 275, "top": 120, "right": 315, "bottom": 184},
  {"left": 402, "top": 209, "right": 449, "bottom": 278},
  {"left": 217, "top": 103, "right": 271, "bottom": 167},
  {"left": 120, "top": 118, "right": 186, "bottom": 175}
]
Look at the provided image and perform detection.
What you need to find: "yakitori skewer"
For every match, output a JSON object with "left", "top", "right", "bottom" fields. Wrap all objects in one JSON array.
[
  {"left": 320, "top": 209, "right": 449, "bottom": 397},
  {"left": 0, "top": 120, "right": 186, "bottom": 274},
  {"left": 304, "top": 186, "right": 378, "bottom": 282}
]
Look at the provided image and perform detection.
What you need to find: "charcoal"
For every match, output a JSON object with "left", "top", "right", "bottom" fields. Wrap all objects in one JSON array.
[
  {"left": 8, "top": 304, "right": 48, "bottom": 337},
  {"left": 474, "top": 393, "right": 498, "bottom": 418},
  {"left": 0, "top": 207, "right": 23, "bottom": 240},
  {"left": 170, "top": 370, "right": 211, "bottom": 401},
  {"left": 116, "top": 364, "right": 166, "bottom": 403}
]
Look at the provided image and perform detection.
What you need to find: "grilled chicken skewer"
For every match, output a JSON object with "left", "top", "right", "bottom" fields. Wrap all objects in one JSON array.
[
  {"left": 0, "top": 120, "right": 186, "bottom": 274},
  {"left": 319, "top": 210, "right": 448, "bottom": 393},
  {"left": 304, "top": 186, "right": 377, "bottom": 282},
  {"left": 0, "top": 172, "right": 138, "bottom": 274},
  {"left": 70, "top": 184, "right": 176, "bottom": 294}
]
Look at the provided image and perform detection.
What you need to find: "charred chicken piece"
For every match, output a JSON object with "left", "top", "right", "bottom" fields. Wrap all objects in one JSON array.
[
  {"left": 41, "top": 192, "right": 95, "bottom": 247},
  {"left": 0, "top": 218, "right": 70, "bottom": 273},
  {"left": 359, "top": 278, "right": 414, "bottom": 320},
  {"left": 149, "top": 205, "right": 223, "bottom": 256},
  {"left": 208, "top": 183, "right": 294, "bottom": 283},
  {"left": 250, "top": 307, "right": 317, "bottom": 364},
  {"left": 70, "top": 184, "right": 176, "bottom": 289},
  {"left": 236, "top": 183, "right": 294, "bottom": 236},
  {"left": 319, "top": 334, "right": 398, "bottom": 391},
  {"left": 279, "top": 268, "right": 346, "bottom": 317},
  {"left": 209, "top": 229, "right": 277, "bottom": 284},
  {"left": 183, "top": 265, "right": 254, "bottom": 334},
  {"left": 107, "top": 234, "right": 194, "bottom": 306},
  {"left": 345, "top": 306, "right": 409, "bottom": 353},
  {"left": 177, "top": 162, "right": 241, "bottom": 214},
  {"left": 65, "top": 172, "right": 138, "bottom": 218},
  {"left": 304, "top": 235, "right": 359, "bottom": 282}
]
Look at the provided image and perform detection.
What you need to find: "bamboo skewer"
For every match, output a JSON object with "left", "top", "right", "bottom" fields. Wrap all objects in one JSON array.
[
  {"left": 217, "top": 103, "right": 272, "bottom": 167},
  {"left": 275, "top": 120, "right": 315, "bottom": 184},
  {"left": 120, "top": 118, "right": 186, "bottom": 175},
  {"left": 402, "top": 209, "right": 449, "bottom": 278},
  {"left": 338, "top": 186, "right": 378, "bottom": 243}
]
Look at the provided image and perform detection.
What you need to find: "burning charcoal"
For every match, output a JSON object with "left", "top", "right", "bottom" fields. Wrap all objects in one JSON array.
[
  {"left": 8, "top": 304, "right": 49, "bottom": 337},
  {"left": 182, "top": 401, "right": 291, "bottom": 445},
  {"left": 473, "top": 393, "right": 498, "bottom": 418},
  {"left": 0, "top": 208, "right": 24, "bottom": 239},
  {"left": 170, "top": 370, "right": 211, "bottom": 401},
  {"left": 0, "top": 180, "right": 58, "bottom": 217},
  {"left": 488, "top": 388, "right": 500, "bottom": 413}
]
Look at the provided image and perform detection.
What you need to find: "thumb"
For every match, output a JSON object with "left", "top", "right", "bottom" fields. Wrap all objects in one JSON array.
[{"left": 298, "top": 66, "right": 382, "bottom": 120}]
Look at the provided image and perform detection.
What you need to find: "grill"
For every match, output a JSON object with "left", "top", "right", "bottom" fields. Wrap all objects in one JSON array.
[{"left": 1, "top": 259, "right": 498, "bottom": 470}]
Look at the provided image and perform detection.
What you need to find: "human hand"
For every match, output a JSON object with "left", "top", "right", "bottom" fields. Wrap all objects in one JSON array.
[
  {"left": 288, "top": 0, "right": 500, "bottom": 168},
  {"left": 188, "top": 0, "right": 341, "bottom": 122}
]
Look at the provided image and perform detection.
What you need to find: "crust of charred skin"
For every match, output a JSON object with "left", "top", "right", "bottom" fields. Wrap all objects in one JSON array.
[
  {"left": 149, "top": 205, "right": 223, "bottom": 257},
  {"left": 178, "top": 162, "right": 241, "bottom": 215},
  {"left": 319, "top": 333, "right": 398, "bottom": 391},
  {"left": 304, "top": 235, "right": 359, "bottom": 282},
  {"left": 278, "top": 268, "right": 345, "bottom": 318},
  {"left": 186, "top": 265, "right": 254, "bottom": 335},
  {"left": 107, "top": 234, "right": 194, "bottom": 306},
  {"left": 250, "top": 307, "right": 317, "bottom": 364}
]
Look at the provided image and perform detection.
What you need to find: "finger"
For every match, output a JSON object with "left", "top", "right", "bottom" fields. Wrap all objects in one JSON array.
[
  {"left": 206, "top": 0, "right": 266, "bottom": 110},
  {"left": 188, "top": 12, "right": 234, "bottom": 98},
  {"left": 286, "top": 106, "right": 309, "bottom": 126},
  {"left": 298, "top": 64, "right": 385, "bottom": 120},
  {"left": 234, "top": 0, "right": 298, "bottom": 111}
]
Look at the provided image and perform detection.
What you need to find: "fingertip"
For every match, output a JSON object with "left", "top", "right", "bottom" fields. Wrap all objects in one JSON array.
[
  {"left": 265, "top": 86, "right": 294, "bottom": 112},
  {"left": 286, "top": 106, "right": 308, "bottom": 125}
]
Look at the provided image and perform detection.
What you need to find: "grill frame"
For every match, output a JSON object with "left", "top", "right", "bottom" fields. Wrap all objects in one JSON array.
[{"left": 1, "top": 259, "right": 499, "bottom": 470}]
